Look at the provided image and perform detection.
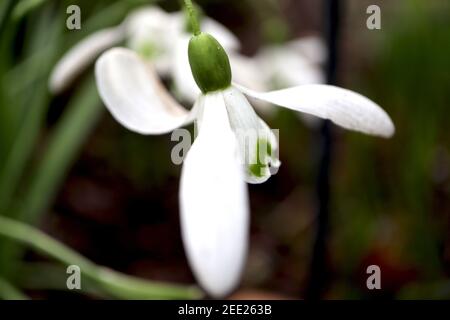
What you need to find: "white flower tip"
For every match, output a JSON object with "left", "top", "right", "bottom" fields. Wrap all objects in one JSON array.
[
  {"left": 198, "top": 270, "right": 242, "bottom": 298},
  {"left": 49, "top": 63, "right": 67, "bottom": 94},
  {"left": 379, "top": 116, "right": 395, "bottom": 138}
]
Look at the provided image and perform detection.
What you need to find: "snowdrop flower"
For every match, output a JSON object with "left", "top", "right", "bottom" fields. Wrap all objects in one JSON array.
[
  {"left": 49, "top": 5, "right": 239, "bottom": 103},
  {"left": 94, "top": 1, "right": 394, "bottom": 297}
]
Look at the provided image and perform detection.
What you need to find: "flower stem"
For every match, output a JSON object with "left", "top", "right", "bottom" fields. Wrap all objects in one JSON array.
[
  {"left": 184, "top": 0, "right": 201, "bottom": 36},
  {"left": 0, "top": 215, "right": 203, "bottom": 299}
]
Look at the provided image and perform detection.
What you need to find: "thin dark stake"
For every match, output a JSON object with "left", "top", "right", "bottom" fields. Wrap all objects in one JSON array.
[{"left": 306, "top": 0, "right": 341, "bottom": 300}]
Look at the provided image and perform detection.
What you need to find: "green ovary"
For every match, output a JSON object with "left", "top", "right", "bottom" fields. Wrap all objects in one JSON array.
[{"left": 188, "top": 33, "right": 232, "bottom": 93}]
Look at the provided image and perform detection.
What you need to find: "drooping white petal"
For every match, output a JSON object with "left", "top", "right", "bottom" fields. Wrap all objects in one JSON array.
[
  {"left": 180, "top": 92, "right": 249, "bottom": 297},
  {"left": 172, "top": 36, "right": 201, "bottom": 103},
  {"left": 95, "top": 48, "right": 194, "bottom": 135},
  {"left": 236, "top": 84, "right": 395, "bottom": 138},
  {"left": 49, "top": 27, "right": 125, "bottom": 93},
  {"left": 223, "top": 87, "right": 280, "bottom": 183}
]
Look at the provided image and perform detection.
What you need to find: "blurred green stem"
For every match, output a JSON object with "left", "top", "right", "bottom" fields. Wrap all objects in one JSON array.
[
  {"left": 18, "top": 262, "right": 107, "bottom": 298},
  {"left": 0, "top": 276, "right": 28, "bottom": 300},
  {"left": 0, "top": 215, "right": 203, "bottom": 299},
  {"left": 183, "top": 0, "right": 200, "bottom": 35}
]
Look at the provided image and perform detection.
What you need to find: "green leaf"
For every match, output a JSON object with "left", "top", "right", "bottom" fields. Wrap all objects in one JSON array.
[
  {"left": 0, "top": 276, "right": 28, "bottom": 300},
  {"left": 0, "top": 216, "right": 203, "bottom": 299},
  {"left": 11, "top": 0, "right": 47, "bottom": 21}
]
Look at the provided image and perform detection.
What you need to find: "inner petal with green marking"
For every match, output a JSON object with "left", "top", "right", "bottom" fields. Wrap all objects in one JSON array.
[{"left": 249, "top": 138, "right": 273, "bottom": 178}]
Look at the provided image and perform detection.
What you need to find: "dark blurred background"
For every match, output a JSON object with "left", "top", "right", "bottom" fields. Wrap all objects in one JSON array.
[{"left": 0, "top": 0, "right": 449, "bottom": 299}]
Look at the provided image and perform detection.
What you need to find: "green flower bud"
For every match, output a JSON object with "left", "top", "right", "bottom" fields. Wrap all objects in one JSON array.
[{"left": 188, "top": 33, "right": 232, "bottom": 94}]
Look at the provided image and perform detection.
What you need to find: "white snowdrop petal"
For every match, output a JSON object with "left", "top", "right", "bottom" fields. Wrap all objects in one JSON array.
[
  {"left": 223, "top": 87, "right": 280, "bottom": 183},
  {"left": 49, "top": 27, "right": 125, "bottom": 93},
  {"left": 180, "top": 93, "right": 248, "bottom": 297},
  {"left": 95, "top": 48, "right": 193, "bottom": 135},
  {"left": 237, "top": 84, "right": 395, "bottom": 138}
]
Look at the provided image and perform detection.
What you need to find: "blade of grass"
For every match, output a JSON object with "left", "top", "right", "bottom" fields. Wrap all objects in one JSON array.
[
  {"left": 0, "top": 6, "right": 62, "bottom": 215},
  {"left": 0, "top": 76, "right": 103, "bottom": 275},
  {"left": 0, "top": 276, "right": 28, "bottom": 300},
  {"left": 11, "top": 0, "right": 48, "bottom": 21},
  {"left": 0, "top": 215, "right": 203, "bottom": 299},
  {"left": 18, "top": 262, "right": 108, "bottom": 298},
  {"left": 20, "top": 76, "right": 102, "bottom": 224},
  {"left": 0, "top": 0, "right": 13, "bottom": 30},
  {"left": 0, "top": 82, "right": 49, "bottom": 215}
]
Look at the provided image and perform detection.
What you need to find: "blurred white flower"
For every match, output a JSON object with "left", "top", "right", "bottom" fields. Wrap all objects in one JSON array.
[
  {"left": 246, "top": 36, "right": 327, "bottom": 126},
  {"left": 49, "top": 6, "right": 239, "bottom": 102},
  {"left": 256, "top": 36, "right": 326, "bottom": 89}
]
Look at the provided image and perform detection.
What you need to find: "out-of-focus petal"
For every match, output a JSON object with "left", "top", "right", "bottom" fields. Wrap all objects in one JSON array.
[
  {"left": 236, "top": 84, "right": 395, "bottom": 138},
  {"left": 288, "top": 36, "right": 327, "bottom": 65},
  {"left": 50, "top": 27, "right": 125, "bottom": 93},
  {"left": 124, "top": 6, "right": 171, "bottom": 35},
  {"left": 180, "top": 92, "right": 248, "bottom": 297},
  {"left": 169, "top": 11, "right": 240, "bottom": 51},
  {"left": 125, "top": 6, "right": 177, "bottom": 75},
  {"left": 95, "top": 48, "right": 194, "bottom": 135},
  {"left": 229, "top": 53, "right": 274, "bottom": 117},
  {"left": 229, "top": 53, "right": 267, "bottom": 92},
  {"left": 172, "top": 36, "right": 201, "bottom": 103},
  {"left": 257, "top": 45, "right": 325, "bottom": 88},
  {"left": 202, "top": 17, "right": 240, "bottom": 51}
]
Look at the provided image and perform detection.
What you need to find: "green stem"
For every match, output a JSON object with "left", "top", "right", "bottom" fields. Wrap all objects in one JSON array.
[
  {"left": 184, "top": 0, "right": 201, "bottom": 36},
  {"left": 0, "top": 215, "right": 203, "bottom": 299}
]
